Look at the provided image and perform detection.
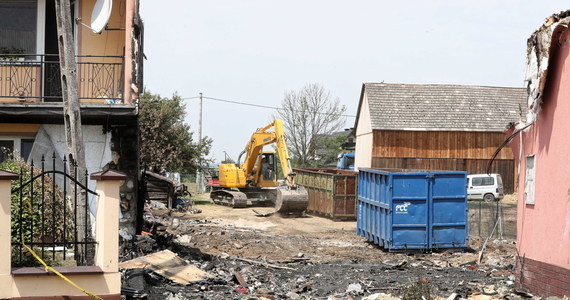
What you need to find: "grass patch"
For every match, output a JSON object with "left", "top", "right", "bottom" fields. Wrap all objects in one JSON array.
[{"left": 193, "top": 198, "right": 214, "bottom": 206}]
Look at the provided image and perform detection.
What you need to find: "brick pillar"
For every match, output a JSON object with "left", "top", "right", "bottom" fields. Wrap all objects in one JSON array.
[{"left": 91, "top": 170, "right": 126, "bottom": 273}]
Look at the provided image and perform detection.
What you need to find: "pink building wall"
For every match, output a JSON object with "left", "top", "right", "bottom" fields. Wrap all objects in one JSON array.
[{"left": 510, "top": 25, "right": 570, "bottom": 297}]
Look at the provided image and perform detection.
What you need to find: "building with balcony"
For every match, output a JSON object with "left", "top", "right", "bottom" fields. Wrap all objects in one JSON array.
[{"left": 0, "top": 0, "right": 144, "bottom": 235}]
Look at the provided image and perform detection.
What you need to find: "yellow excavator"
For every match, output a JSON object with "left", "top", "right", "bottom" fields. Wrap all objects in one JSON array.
[{"left": 210, "top": 119, "right": 308, "bottom": 215}]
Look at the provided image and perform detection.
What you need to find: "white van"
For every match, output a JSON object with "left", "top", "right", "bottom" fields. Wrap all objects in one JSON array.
[{"left": 467, "top": 174, "right": 504, "bottom": 201}]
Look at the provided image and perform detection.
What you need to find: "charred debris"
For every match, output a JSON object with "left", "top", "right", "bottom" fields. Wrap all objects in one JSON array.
[{"left": 115, "top": 202, "right": 540, "bottom": 300}]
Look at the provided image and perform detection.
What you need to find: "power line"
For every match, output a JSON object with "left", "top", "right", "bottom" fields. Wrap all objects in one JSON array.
[{"left": 181, "top": 95, "right": 356, "bottom": 118}]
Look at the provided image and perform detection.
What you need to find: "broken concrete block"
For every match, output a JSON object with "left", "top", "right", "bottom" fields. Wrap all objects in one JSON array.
[
  {"left": 255, "top": 287, "right": 273, "bottom": 295},
  {"left": 382, "top": 259, "right": 408, "bottom": 269},
  {"left": 150, "top": 200, "right": 167, "bottom": 209},
  {"left": 175, "top": 234, "right": 192, "bottom": 245},
  {"left": 171, "top": 218, "right": 180, "bottom": 229},
  {"left": 346, "top": 283, "right": 363, "bottom": 294},
  {"left": 445, "top": 292, "right": 458, "bottom": 300}
]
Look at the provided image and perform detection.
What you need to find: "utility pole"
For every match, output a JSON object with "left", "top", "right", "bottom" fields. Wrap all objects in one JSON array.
[
  {"left": 54, "top": 0, "right": 90, "bottom": 263},
  {"left": 196, "top": 93, "right": 204, "bottom": 193}
]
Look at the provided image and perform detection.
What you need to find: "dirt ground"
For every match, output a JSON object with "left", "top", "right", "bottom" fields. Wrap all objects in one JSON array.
[{"left": 120, "top": 194, "right": 537, "bottom": 300}]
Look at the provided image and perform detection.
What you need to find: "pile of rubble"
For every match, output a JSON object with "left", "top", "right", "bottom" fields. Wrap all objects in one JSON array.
[{"left": 116, "top": 204, "right": 560, "bottom": 300}]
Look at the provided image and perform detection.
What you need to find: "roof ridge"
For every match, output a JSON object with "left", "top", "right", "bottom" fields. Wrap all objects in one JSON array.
[{"left": 364, "top": 82, "right": 526, "bottom": 90}]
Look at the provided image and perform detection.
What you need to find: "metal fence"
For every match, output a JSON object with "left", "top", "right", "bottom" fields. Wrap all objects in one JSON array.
[
  {"left": 0, "top": 54, "right": 124, "bottom": 103},
  {"left": 468, "top": 199, "right": 515, "bottom": 240},
  {"left": 10, "top": 154, "right": 98, "bottom": 267}
]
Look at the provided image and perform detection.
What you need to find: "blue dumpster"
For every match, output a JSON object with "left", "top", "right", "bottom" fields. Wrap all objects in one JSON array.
[{"left": 356, "top": 168, "right": 468, "bottom": 251}]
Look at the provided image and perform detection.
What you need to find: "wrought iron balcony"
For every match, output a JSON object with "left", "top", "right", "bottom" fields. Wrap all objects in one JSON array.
[{"left": 0, "top": 54, "right": 124, "bottom": 104}]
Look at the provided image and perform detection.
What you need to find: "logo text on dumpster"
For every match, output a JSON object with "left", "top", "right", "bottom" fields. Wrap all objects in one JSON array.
[{"left": 395, "top": 202, "right": 411, "bottom": 214}]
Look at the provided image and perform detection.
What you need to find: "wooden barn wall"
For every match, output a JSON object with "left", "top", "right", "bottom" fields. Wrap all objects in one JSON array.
[
  {"left": 371, "top": 158, "right": 514, "bottom": 193},
  {"left": 370, "top": 130, "right": 515, "bottom": 193},
  {"left": 372, "top": 130, "right": 514, "bottom": 160}
]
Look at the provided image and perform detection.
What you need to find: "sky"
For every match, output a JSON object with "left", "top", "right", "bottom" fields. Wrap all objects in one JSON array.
[{"left": 139, "top": 1, "right": 569, "bottom": 163}]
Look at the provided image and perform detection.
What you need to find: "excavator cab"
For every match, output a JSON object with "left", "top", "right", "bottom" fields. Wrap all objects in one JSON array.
[{"left": 256, "top": 152, "right": 276, "bottom": 187}]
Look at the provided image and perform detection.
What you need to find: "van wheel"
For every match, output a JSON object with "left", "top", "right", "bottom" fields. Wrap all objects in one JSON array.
[{"left": 483, "top": 194, "right": 495, "bottom": 202}]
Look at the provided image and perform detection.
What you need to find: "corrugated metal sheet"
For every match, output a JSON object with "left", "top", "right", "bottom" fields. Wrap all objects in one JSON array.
[{"left": 357, "top": 168, "right": 468, "bottom": 251}]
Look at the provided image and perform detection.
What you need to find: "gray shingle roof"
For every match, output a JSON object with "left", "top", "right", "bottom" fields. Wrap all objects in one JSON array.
[{"left": 361, "top": 83, "right": 527, "bottom": 132}]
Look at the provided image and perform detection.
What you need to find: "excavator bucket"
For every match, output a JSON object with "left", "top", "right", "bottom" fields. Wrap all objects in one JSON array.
[{"left": 274, "top": 185, "right": 309, "bottom": 216}]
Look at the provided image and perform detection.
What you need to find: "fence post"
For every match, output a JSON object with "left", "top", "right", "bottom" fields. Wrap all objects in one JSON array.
[
  {"left": 90, "top": 170, "right": 126, "bottom": 273},
  {"left": 0, "top": 171, "right": 19, "bottom": 276}
]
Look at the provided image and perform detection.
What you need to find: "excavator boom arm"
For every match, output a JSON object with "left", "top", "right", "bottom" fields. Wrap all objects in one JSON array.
[
  {"left": 273, "top": 119, "right": 295, "bottom": 185},
  {"left": 241, "top": 119, "right": 296, "bottom": 187}
]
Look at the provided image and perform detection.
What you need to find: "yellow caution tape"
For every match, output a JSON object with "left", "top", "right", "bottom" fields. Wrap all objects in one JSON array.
[
  {"left": 23, "top": 197, "right": 33, "bottom": 215},
  {"left": 20, "top": 241, "right": 104, "bottom": 300}
]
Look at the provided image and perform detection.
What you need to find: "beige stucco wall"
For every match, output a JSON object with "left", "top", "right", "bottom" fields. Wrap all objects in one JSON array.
[
  {"left": 77, "top": 0, "right": 129, "bottom": 104},
  {"left": 78, "top": 0, "right": 126, "bottom": 57},
  {"left": 0, "top": 180, "right": 12, "bottom": 277},
  {"left": 0, "top": 124, "right": 40, "bottom": 135},
  {"left": 355, "top": 94, "right": 373, "bottom": 169}
]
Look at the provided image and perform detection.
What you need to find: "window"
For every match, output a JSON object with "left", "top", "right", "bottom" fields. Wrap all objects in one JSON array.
[
  {"left": 0, "top": 137, "right": 34, "bottom": 162},
  {"left": 21, "top": 138, "right": 34, "bottom": 161},
  {"left": 472, "top": 176, "right": 494, "bottom": 186},
  {"left": 0, "top": 140, "right": 14, "bottom": 163},
  {"left": 525, "top": 155, "right": 536, "bottom": 204},
  {"left": 0, "top": 1, "right": 38, "bottom": 54}
]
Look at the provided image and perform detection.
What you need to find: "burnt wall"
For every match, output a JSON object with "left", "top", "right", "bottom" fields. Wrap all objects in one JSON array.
[{"left": 105, "top": 124, "right": 140, "bottom": 237}]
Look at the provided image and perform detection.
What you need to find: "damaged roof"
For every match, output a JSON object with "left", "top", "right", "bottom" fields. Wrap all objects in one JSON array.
[
  {"left": 359, "top": 83, "right": 527, "bottom": 132},
  {"left": 524, "top": 10, "right": 570, "bottom": 125}
]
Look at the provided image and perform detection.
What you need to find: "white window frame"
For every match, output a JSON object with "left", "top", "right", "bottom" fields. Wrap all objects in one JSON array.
[
  {"left": 37, "top": 0, "right": 46, "bottom": 55},
  {"left": 524, "top": 155, "right": 536, "bottom": 205},
  {"left": 0, "top": 136, "right": 36, "bottom": 158}
]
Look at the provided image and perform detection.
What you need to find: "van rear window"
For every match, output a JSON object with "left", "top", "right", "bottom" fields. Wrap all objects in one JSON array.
[{"left": 472, "top": 176, "right": 494, "bottom": 186}]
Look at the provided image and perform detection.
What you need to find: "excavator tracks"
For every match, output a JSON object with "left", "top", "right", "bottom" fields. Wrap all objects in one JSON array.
[
  {"left": 210, "top": 190, "right": 248, "bottom": 208},
  {"left": 210, "top": 186, "right": 309, "bottom": 215}
]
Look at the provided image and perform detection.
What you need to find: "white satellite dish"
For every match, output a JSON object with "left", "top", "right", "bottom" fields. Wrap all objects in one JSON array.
[{"left": 90, "top": 0, "right": 113, "bottom": 34}]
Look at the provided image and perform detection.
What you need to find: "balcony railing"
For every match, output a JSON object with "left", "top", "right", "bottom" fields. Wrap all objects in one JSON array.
[{"left": 0, "top": 54, "right": 124, "bottom": 104}]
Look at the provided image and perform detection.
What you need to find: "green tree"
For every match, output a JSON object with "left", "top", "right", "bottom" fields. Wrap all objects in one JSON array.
[
  {"left": 139, "top": 91, "right": 212, "bottom": 174},
  {"left": 276, "top": 83, "right": 346, "bottom": 167},
  {"left": 312, "top": 134, "right": 348, "bottom": 167}
]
